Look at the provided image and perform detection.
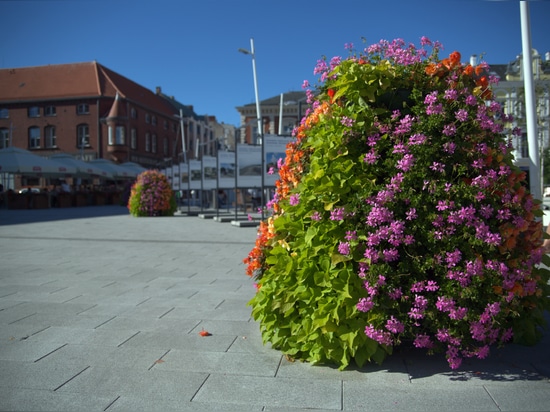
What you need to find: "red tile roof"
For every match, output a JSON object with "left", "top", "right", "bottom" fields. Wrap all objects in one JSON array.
[{"left": 0, "top": 61, "right": 176, "bottom": 116}]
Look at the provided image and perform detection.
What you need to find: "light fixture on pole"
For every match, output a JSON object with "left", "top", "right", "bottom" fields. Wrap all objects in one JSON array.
[{"left": 239, "top": 37, "right": 265, "bottom": 220}]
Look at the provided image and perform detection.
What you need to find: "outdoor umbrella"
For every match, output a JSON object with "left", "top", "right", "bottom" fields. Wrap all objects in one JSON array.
[
  {"left": 0, "top": 147, "right": 77, "bottom": 176},
  {"left": 49, "top": 154, "right": 113, "bottom": 179},
  {"left": 88, "top": 158, "right": 136, "bottom": 179},
  {"left": 119, "top": 162, "right": 147, "bottom": 176}
]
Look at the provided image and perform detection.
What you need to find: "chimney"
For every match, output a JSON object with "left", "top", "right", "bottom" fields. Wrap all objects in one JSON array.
[
  {"left": 156, "top": 86, "right": 161, "bottom": 95},
  {"left": 470, "top": 54, "right": 477, "bottom": 67}
]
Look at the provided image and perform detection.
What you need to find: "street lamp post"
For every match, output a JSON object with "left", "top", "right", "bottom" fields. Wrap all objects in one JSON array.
[
  {"left": 239, "top": 38, "right": 265, "bottom": 220},
  {"left": 520, "top": 1, "right": 541, "bottom": 201}
]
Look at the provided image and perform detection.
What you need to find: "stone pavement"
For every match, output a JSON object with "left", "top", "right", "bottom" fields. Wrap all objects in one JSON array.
[{"left": 0, "top": 206, "right": 549, "bottom": 411}]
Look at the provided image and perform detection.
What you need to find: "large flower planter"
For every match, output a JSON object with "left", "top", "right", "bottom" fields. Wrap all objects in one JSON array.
[{"left": 245, "top": 37, "right": 550, "bottom": 371}]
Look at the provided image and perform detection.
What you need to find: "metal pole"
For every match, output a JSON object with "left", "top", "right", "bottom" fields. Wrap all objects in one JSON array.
[
  {"left": 239, "top": 38, "right": 264, "bottom": 220},
  {"left": 249, "top": 38, "right": 265, "bottom": 220},
  {"left": 279, "top": 93, "right": 284, "bottom": 135},
  {"left": 520, "top": 1, "right": 541, "bottom": 200},
  {"left": 179, "top": 109, "right": 187, "bottom": 164}
]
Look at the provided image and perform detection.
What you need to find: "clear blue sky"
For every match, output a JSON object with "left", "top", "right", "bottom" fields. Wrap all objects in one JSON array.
[{"left": 1, "top": 0, "right": 549, "bottom": 126}]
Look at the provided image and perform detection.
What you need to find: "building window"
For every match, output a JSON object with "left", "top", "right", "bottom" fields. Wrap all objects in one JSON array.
[
  {"left": 163, "top": 137, "right": 168, "bottom": 156},
  {"left": 131, "top": 128, "right": 137, "bottom": 149},
  {"left": 77, "top": 124, "right": 89, "bottom": 148},
  {"left": 0, "top": 128, "right": 9, "bottom": 148},
  {"left": 145, "top": 132, "right": 151, "bottom": 152},
  {"left": 163, "top": 120, "right": 168, "bottom": 130},
  {"left": 45, "top": 106, "right": 56, "bottom": 116},
  {"left": 145, "top": 113, "right": 151, "bottom": 124},
  {"left": 28, "top": 126, "right": 40, "bottom": 148},
  {"left": 115, "top": 126, "right": 125, "bottom": 145},
  {"left": 28, "top": 106, "right": 40, "bottom": 118},
  {"left": 131, "top": 107, "right": 137, "bottom": 119},
  {"left": 0, "top": 108, "right": 8, "bottom": 119},
  {"left": 152, "top": 134, "right": 157, "bottom": 153},
  {"left": 77, "top": 103, "right": 89, "bottom": 114},
  {"left": 152, "top": 116, "right": 157, "bottom": 126},
  {"left": 44, "top": 126, "right": 56, "bottom": 148}
]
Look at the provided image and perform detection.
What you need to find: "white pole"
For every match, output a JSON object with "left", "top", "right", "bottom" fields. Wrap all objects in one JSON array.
[
  {"left": 250, "top": 38, "right": 265, "bottom": 219},
  {"left": 239, "top": 38, "right": 265, "bottom": 219},
  {"left": 250, "top": 38, "right": 262, "bottom": 147},
  {"left": 520, "top": 1, "right": 541, "bottom": 200},
  {"left": 279, "top": 93, "right": 284, "bottom": 135}
]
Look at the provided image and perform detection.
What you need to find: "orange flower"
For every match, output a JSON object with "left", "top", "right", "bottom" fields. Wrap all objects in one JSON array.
[
  {"left": 441, "top": 58, "right": 452, "bottom": 70},
  {"left": 327, "top": 88, "right": 335, "bottom": 104},
  {"left": 475, "top": 65, "right": 484, "bottom": 76},
  {"left": 476, "top": 76, "right": 489, "bottom": 88},
  {"left": 463, "top": 64, "right": 474, "bottom": 76},
  {"left": 449, "top": 51, "right": 461, "bottom": 67},
  {"left": 425, "top": 63, "right": 438, "bottom": 76}
]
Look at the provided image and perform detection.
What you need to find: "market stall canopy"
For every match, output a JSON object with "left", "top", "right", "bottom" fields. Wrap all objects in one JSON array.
[
  {"left": 0, "top": 147, "right": 77, "bottom": 176},
  {"left": 49, "top": 153, "right": 113, "bottom": 179},
  {"left": 119, "top": 162, "right": 147, "bottom": 176},
  {"left": 88, "top": 158, "right": 136, "bottom": 179}
]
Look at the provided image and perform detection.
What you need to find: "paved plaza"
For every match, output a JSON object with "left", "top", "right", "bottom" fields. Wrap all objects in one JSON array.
[{"left": 0, "top": 205, "right": 549, "bottom": 411}]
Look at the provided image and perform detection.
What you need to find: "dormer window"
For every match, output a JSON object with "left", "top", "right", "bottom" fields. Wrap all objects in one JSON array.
[
  {"left": 28, "top": 106, "right": 40, "bottom": 117},
  {"left": 77, "top": 104, "right": 89, "bottom": 114},
  {"left": 45, "top": 106, "right": 56, "bottom": 116}
]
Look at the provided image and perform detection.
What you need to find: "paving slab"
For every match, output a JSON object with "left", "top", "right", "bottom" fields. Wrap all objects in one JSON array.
[{"left": 1, "top": 206, "right": 550, "bottom": 411}]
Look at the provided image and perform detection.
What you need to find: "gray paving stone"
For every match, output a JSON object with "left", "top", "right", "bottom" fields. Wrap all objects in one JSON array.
[
  {"left": 36, "top": 343, "right": 167, "bottom": 370},
  {"left": 343, "top": 382, "right": 500, "bottom": 411},
  {"left": 0, "top": 387, "right": 116, "bottom": 412},
  {"left": 0, "top": 360, "right": 88, "bottom": 391},
  {"left": 55, "top": 365, "right": 209, "bottom": 403},
  {"left": 275, "top": 355, "right": 411, "bottom": 384},
  {"left": 484, "top": 381, "right": 550, "bottom": 411},
  {"left": 0, "top": 339, "right": 69, "bottom": 362},
  {"left": 155, "top": 348, "right": 282, "bottom": 376},
  {"left": 119, "top": 329, "right": 237, "bottom": 352},
  {"left": 108, "top": 396, "right": 264, "bottom": 411},
  {"left": 193, "top": 374, "right": 343, "bottom": 410}
]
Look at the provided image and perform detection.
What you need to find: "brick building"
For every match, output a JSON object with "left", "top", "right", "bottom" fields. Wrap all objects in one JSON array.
[{"left": 0, "top": 62, "right": 218, "bottom": 184}]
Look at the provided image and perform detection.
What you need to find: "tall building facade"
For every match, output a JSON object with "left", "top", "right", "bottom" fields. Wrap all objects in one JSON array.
[
  {"left": 235, "top": 91, "right": 309, "bottom": 144},
  {"left": 490, "top": 50, "right": 550, "bottom": 161}
]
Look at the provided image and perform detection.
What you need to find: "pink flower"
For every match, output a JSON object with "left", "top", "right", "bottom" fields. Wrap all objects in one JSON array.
[
  {"left": 385, "top": 316, "right": 405, "bottom": 334},
  {"left": 413, "top": 334, "right": 433, "bottom": 348},
  {"left": 289, "top": 193, "right": 300, "bottom": 206},
  {"left": 396, "top": 154, "right": 415, "bottom": 171},
  {"left": 357, "top": 298, "right": 374, "bottom": 312},
  {"left": 338, "top": 241, "right": 350, "bottom": 255}
]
